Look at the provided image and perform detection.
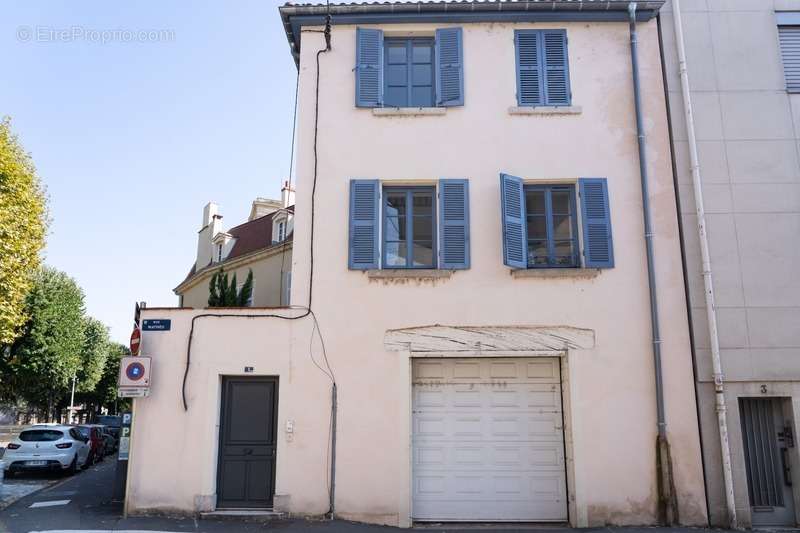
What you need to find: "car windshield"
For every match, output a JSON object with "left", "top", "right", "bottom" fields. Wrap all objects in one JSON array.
[{"left": 19, "top": 429, "right": 63, "bottom": 442}]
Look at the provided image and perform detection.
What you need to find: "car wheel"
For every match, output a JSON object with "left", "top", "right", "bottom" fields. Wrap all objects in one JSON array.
[{"left": 66, "top": 455, "right": 78, "bottom": 476}]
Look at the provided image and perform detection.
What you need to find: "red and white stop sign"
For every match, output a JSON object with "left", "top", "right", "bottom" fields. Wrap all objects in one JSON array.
[{"left": 130, "top": 326, "right": 141, "bottom": 356}]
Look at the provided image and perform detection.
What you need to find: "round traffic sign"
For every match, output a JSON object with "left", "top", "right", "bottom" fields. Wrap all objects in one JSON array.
[
  {"left": 130, "top": 326, "right": 141, "bottom": 356},
  {"left": 126, "top": 361, "right": 146, "bottom": 381}
]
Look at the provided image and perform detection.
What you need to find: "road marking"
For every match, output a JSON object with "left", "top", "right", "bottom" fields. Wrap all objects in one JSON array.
[
  {"left": 30, "top": 531, "right": 185, "bottom": 533},
  {"left": 28, "top": 499, "right": 70, "bottom": 508}
]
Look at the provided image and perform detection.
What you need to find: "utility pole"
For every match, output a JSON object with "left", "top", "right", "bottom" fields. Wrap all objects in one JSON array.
[{"left": 68, "top": 373, "right": 77, "bottom": 424}]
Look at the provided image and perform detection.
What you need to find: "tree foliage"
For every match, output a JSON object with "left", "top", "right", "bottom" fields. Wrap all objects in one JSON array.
[
  {"left": 76, "top": 342, "right": 130, "bottom": 414},
  {"left": 76, "top": 317, "right": 110, "bottom": 393},
  {"left": 0, "top": 117, "right": 48, "bottom": 347},
  {"left": 208, "top": 268, "right": 253, "bottom": 307},
  {"left": 3, "top": 267, "right": 86, "bottom": 413}
]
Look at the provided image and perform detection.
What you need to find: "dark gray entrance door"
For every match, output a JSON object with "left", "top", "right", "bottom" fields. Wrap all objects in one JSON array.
[
  {"left": 217, "top": 377, "right": 278, "bottom": 508},
  {"left": 740, "top": 398, "right": 796, "bottom": 526}
]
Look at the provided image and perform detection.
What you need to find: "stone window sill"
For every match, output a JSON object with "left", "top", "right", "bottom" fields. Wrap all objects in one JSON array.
[
  {"left": 508, "top": 105, "right": 582, "bottom": 116},
  {"left": 512, "top": 268, "right": 601, "bottom": 279},
  {"left": 367, "top": 269, "right": 453, "bottom": 283},
  {"left": 372, "top": 107, "right": 447, "bottom": 117}
]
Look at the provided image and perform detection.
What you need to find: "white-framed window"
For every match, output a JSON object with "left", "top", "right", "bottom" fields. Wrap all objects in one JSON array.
[
  {"left": 278, "top": 221, "right": 286, "bottom": 242},
  {"left": 216, "top": 244, "right": 223, "bottom": 263}
]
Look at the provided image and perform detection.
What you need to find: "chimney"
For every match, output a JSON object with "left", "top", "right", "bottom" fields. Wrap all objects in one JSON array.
[
  {"left": 281, "top": 181, "right": 296, "bottom": 208},
  {"left": 202, "top": 202, "right": 218, "bottom": 228},
  {"left": 196, "top": 202, "right": 223, "bottom": 270}
]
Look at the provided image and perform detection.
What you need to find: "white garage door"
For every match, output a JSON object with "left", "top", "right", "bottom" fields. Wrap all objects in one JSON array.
[{"left": 412, "top": 357, "right": 567, "bottom": 522}]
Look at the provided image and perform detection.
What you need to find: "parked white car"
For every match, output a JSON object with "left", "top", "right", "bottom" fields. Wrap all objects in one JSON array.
[{"left": 4, "top": 425, "right": 91, "bottom": 476}]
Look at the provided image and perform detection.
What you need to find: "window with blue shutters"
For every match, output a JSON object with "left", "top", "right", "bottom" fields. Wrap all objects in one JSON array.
[
  {"left": 514, "top": 29, "right": 571, "bottom": 107},
  {"left": 355, "top": 27, "right": 464, "bottom": 108},
  {"left": 500, "top": 175, "right": 613, "bottom": 269},
  {"left": 348, "top": 180, "right": 470, "bottom": 270}
]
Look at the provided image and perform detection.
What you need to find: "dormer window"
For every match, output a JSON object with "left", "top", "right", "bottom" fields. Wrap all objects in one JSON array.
[
  {"left": 278, "top": 221, "right": 286, "bottom": 243},
  {"left": 272, "top": 212, "right": 291, "bottom": 245},
  {"left": 217, "top": 244, "right": 223, "bottom": 263}
]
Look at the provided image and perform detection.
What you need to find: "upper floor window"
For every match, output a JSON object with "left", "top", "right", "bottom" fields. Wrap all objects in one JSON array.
[
  {"left": 348, "top": 179, "right": 470, "bottom": 270},
  {"left": 385, "top": 38, "right": 435, "bottom": 108},
  {"left": 525, "top": 185, "right": 578, "bottom": 268},
  {"left": 216, "top": 244, "right": 223, "bottom": 263},
  {"left": 356, "top": 27, "right": 464, "bottom": 108},
  {"left": 278, "top": 220, "right": 286, "bottom": 242},
  {"left": 501, "top": 174, "right": 613, "bottom": 269},
  {"left": 777, "top": 14, "right": 800, "bottom": 93},
  {"left": 384, "top": 187, "right": 436, "bottom": 268},
  {"left": 514, "top": 29, "right": 571, "bottom": 107}
]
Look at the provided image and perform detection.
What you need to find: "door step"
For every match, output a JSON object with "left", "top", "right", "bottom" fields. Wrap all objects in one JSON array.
[{"left": 200, "top": 509, "right": 287, "bottom": 521}]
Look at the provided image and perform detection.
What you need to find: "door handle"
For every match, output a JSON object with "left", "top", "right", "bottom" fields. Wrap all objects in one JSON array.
[{"left": 243, "top": 448, "right": 253, "bottom": 456}]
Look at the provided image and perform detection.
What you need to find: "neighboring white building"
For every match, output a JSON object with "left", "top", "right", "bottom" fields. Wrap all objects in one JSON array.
[
  {"left": 128, "top": 0, "right": 708, "bottom": 527},
  {"left": 662, "top": 1, "right": 800, "bottom": 528}
]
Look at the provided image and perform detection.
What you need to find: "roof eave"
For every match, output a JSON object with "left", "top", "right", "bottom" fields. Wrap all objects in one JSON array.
[{"left": 278, "top": 1, "right": 665, "bottom": 66}]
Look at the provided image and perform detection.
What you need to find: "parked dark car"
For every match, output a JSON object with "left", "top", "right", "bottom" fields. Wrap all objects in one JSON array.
[
  {"left": 96, "top": 415, "right": 121, "bottom": 440},
  {"left": 99, "top": 426, "right": 116, "bottom": 455},
  {"left": 76, "top": 425, "right": 105, "bottom": 464}
]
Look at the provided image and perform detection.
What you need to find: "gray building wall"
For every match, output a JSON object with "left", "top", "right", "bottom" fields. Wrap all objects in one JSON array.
[{"left": 661, "top": 0, "right": 800, "bottom": 526}]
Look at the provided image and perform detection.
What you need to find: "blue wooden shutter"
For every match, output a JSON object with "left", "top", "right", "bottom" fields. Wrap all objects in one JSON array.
[
  {"left": 500, "top": 173, "right": 527, "bottom": 269},
  {"left": 542, "top": 30, "right": 570, "bottom": 105},
  {"left": 349, "top": 179, "right": 380, "bottom": 269},
  {"left": 579, "top": 178, "right": 614, "bottom": 268},
  {"left": 515, "top": 30, "right": 543, "bottom": 106},
  {"left": 355, "top": 28, "right": 383, "bottom": 107},
  {"left": 438, "top": 179, "right": 470, "bottom": 269},
  {"left": 435, "top": 27, "right": 464, "bottom": 106}
]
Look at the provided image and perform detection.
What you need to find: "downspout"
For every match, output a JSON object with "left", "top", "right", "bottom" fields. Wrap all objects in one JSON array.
[
  {"left": 670, "top": 0, "right": 737, "bottom": 527},
  {"left": 628, "top": 3, "right": 679, "bottom": 524}
]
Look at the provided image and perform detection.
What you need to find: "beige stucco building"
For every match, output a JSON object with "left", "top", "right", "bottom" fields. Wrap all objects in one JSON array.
[
  {"left": 175, "top": 192, "right": 294, "bottom": 309},
  {"left": 661, "top": 0, "right": 800, "bottom": 528},
  {"left": 128, "top": 0, "right": 709, "bottom": 527}
]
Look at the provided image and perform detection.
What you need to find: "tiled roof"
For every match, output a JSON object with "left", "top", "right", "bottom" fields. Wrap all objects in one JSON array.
[
  {"left": 178, "top": 207, "right": 294, "bottom": 288},
  {"left": 227, "top": 208, "right": 293, "bottom": 261}
]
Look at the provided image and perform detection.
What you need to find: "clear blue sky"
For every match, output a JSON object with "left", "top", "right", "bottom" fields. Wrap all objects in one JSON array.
[{"left": 1, "top": 1, "right": 298, "bottom": 343}]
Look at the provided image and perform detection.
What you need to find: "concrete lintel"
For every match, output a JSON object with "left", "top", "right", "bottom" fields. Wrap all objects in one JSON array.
[{"left": 384, "top": 325, "right": 595, "bottom": 353}]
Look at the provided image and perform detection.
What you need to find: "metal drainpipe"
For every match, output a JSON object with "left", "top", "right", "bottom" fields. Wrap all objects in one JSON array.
[
  {"left": 670, "top": 0, "right": 737, "bottom": 527},
  {"left": 628, "top": 3, "right": 678, "bottom": 524}
]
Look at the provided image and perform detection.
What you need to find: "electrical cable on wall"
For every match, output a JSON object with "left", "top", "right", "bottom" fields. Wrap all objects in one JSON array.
[{"left": 180, "top": 3, "right": 337, "bottom": 517}]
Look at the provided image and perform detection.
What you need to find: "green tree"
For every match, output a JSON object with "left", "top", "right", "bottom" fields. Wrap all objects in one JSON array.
[
  {"left": 208, "top": 268, "right": 253, "bottom": 307},
  {"left": 0, "top": 117, "right": 48, "bottom": 347},
  {"left": 3, "top": 267, "right": 86, "bottom": 419},
  {"left": 76, "top": 342, "right": 130, "bottom": 416},
  {"left": 76, "top": 317, "right": 110, "bottom": 393},
  {"left": 237, "top": 270, "right": 254, "bottom": 306}
]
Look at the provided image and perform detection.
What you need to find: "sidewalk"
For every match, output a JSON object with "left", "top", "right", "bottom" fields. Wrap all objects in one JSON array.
[{"left": 0, "top": 458, "right": 739, "bottom": 533}]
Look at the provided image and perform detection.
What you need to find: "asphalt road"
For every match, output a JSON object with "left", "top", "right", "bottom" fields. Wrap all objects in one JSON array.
[{"left": 0, "top": 460, "right": 740, "bottom": 533}]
